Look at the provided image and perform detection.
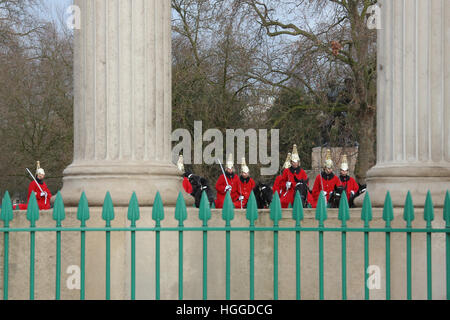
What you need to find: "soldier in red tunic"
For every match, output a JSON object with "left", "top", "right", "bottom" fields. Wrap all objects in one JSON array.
[
  {"left": 215, "top": 154, "right": 240, "bottom": 209},
  {"left": 279, "top": 145, "right": 312, "bottom": 208},
  {"left": 178, "top": 154, "right": 193, "bottom": 194},
  {"left": 27, "top": 161, "right": 52, "bottom": 210},
  {"left": 273, "top": 152, "right": 291, "bottom": 197},
  {"left": 338, "top": 155, "right": 359, "bottom": 207},
  {"left": 311, "top": 149, "right": 342, "bottom": 207},
  {"left": 235, "top": 158, "right": 256, "bottom": 209}
]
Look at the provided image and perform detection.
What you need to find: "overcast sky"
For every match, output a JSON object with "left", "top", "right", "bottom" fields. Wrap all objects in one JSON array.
[{"left": 38, "top": 0, "right": 73, "bottom": 23}]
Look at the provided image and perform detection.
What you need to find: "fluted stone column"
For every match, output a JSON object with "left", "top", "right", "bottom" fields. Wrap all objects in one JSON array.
[
  {"left": 366, "top": 0, "right": 450, "bottom": 207},
  {"left": 60, "top": 0, "right": 184, "bottom": 206}
]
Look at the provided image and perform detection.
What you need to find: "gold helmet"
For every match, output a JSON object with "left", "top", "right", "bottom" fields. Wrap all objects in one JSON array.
[
  {"left": 177, "top": 154, "right": 185, "bottom": 173},
  {"left": 340, "top": 154, "right": 349, "bottom": 171},
  {"left": 36, "top": 161, "right": 45, "bottom": 176},
  {"left": 324, "top": 149, "right": 334, "bottom": 169},
  {"left": 226, "top": 153, "right": 234, "bottom": 170},
  {"left": 283, "top": 153, "right": 292, "bottom": 169},
  {"left": 241, "top": 157, "right": 250, "bottom": 174},
  {"left": 291, "top": 144, "right": 300, "bottom": 163}
]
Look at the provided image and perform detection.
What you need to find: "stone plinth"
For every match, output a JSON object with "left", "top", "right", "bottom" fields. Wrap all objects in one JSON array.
[{"left": 366, "top": 0, "right": 450, "bottom": 207}]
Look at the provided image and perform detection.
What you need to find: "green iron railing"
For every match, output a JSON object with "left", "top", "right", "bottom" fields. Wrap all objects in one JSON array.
[{"left": 0, "top": 188, "right": 449, "bottom": 300}]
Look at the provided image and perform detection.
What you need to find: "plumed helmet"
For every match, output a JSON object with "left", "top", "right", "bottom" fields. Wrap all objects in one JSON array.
[
  {"left": 226, "top": 153, "right": 234, "bottom": 169},
  {"left": 283, "top": 153, "right": 292, "bottom": 169},
  {"left": 177, "top": 154, "right": 185, "bottom": 173},
  {"left": 324, "top": 149, "right": 334, "bottom": 169},
  {"left": 291, "top": 144, "right": 300, "bottom": 163},
  {"left": 241, "top": 157, "right": 250, "bottom": 174},
  {"left": 340, "top": 154, "right": 349, "bottom": 171},
  {"left": 36, "top": 161, "right": 45, "bottom": 176}
]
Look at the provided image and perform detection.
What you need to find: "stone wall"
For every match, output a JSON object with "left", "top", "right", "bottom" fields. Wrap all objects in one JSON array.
[{"left": 0, "top": 206, "right": 446, "bottom": 300}]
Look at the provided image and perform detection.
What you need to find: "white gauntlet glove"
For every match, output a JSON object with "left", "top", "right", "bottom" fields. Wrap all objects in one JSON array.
[
  {"left": 286, "top": 182, "right": 292, "bottom": 190},
  {"left": 225, "top": 185, "right": 232, "bottom": 192},
  {"left": 239, "top": 196, "right": 244, "bottom": 201},
  {"left": 40, "top": 192, "right": 47, "bottom": 197}
]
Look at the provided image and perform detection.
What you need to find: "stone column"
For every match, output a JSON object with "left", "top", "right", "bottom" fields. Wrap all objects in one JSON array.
[
  {"left": 366, "top": 0, "right": 450, "bottom": 207},
  {"left": 60, "top": 0, "right": 184, "bottom": 206}
]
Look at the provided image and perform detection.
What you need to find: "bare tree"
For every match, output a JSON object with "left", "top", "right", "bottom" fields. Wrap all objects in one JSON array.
[
  {"left": 172, "top": 0, "right": 269, "bottom": 183},
  {"left": 0, "top": 2, "right": 73, "bottom": 200},
  {"left": 243, "top": 0, "right": 377, "bottom": 183}
]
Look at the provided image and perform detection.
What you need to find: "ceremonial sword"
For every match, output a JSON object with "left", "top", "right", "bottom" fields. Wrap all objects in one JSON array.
[{"left": 217, "top": 159, "right": 230, "bottom": 190}]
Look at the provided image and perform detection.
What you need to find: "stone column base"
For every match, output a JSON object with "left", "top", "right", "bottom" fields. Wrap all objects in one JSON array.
[
  {"left": 59, "top": 161, "right": 194, "bottom": 207},
  {"left": 364, "top": 164, "right": 450, "bottom": 208}
]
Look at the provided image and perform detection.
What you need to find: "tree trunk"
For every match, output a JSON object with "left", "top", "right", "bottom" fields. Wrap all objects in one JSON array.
[{"left": 354, "top": 108, "right": 376, "bottom": 184}]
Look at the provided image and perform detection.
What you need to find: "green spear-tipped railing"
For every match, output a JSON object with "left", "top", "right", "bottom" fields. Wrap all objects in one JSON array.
[
  {"left": 77, "top": 192, "right": 90, "bottom": 300},
  {"left": 444, "top": 191, "right": 450, "bottom": 300},
  {"left": 222, "top": 192, "right": 234, "bottom": 300},
  {"left": 382, "top": 192, "right": 394, "bottom": 300},
  {"left": 0, "top": 188, "right": 449, "bottom": 300},
  {"left": 403, "top": 191, "right": 414, "bottom": 300},
  {"left": 361, "top": 192, "right": 372, "bottom": 300},
  {"left": 152, "top": 192, "right": 165, "bottom": 300},
  {"left": 52, "top": 192, "right": 66, "bottom": 300},
  {"left": 175, "top": 191, "right": 188, "bottom": 300},
  {"left": 246, "top": 191, "right": 258, "bottom": 300},
  {"left": 424, "top": 191, "right": 434, "bottom": 300},
  {"left": 1, "top": 191, "right": 13, "bottom": 300},
  {"left": 26, "top": 193, "right": 40, "bottom": 300},
  {"left": 102, "top": 192, "right": 115, "bottom": 300},
  {"left": 127, "top": 192, "right": 140, "bottom": 300},
  {"left": 315, "top": 191, "right": 327, "bottom": 300},
  {"left": 292, "top": 191, "right": 304, "bottom": 300},
  {"left": 199, "top": 189, "right": 212, "bottom": 300},
  {"left": 270, "top": 192, "right": 282, "bottom": 300},
  {"left": 338, "top": 191, "right": 350, "bottom": 300}
]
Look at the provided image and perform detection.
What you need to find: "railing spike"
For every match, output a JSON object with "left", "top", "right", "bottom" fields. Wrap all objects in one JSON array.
[
  {"left": 52, "top": 192, "right": 66, "bottom": 225},
  {"left": 102, "top": 192, "right": 115, "bottom": 225},
  {"left": 76, "top": 192, "right": 90, "bottom": 225},
  {"left": 174, "top": 192, "right": 187, "bottom": 224},
  {"left": 443, "top": 190, "right": 450, "bottom": 227},
  {"left": 222, "top": 192, "right": 235, "bottom": 224},
  {"left": 152, "top": 192, "right": 165, "bottom": 224},
  {"left": 292, "top": 191, "right": 304, "bottom": 224},
  {"left": 1, "top": 191, "right": 14, "bottom": 226},
  {"left": 315, "top": 191, "right": 327, "bottom": 225},
  {"left": 360, "top": 191, "right": 372, "bottom": 226},
  {"left": 338, "top": 191, "right": 350, "bottom": 225},
  {"left": 423, "top": 191, "right": 434, "bottom": 226},
  {"left": 198, "top": 191, "right": 211, "bottom": 225},
  {"left": 246, "top": 191, "right": 258, "bottom": 224},
  {"left": 403, "top": 191, "right": 415, "bottom": 227},
  {"left": 383, "top": 192, "right": 394, "bottom": 226},
  {"left": 127, "top": 192, "right": 140, "bottom": 225},
  {"left": 26, "top": 193, "right": 40, "bottom": 227},
  {"left": 270, "top": 192, "right": 282, "bottom": 225}
]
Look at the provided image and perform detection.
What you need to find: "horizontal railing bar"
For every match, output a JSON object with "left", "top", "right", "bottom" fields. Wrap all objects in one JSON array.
[{"left": 0, "top": 227, "right": 449, "bottom": 233}]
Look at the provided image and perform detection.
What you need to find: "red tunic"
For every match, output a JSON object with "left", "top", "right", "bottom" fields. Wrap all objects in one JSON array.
[
  {"left": 279, "top": 167, "right": 310, "bottom": 208},
  {"left": 234, "top": 177, "right": 256, "bottom": 209},
  {"left": 27, "top": 180, "right": 52, "bottom": 210},
  {"left": 272, "top": 175, "right": 284, "bottom": 196},
  {"left": 339, "top": 175, "right": 359, "bottom": 201},
  {"left": 311, "top": 172, "right": 342, "bottom": 208},
  {"left": 215, "top": 173, "right": 240, "bottom": 209},
  {"left": 182, "top": 177, "right": 193, "bottom": 194}
]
